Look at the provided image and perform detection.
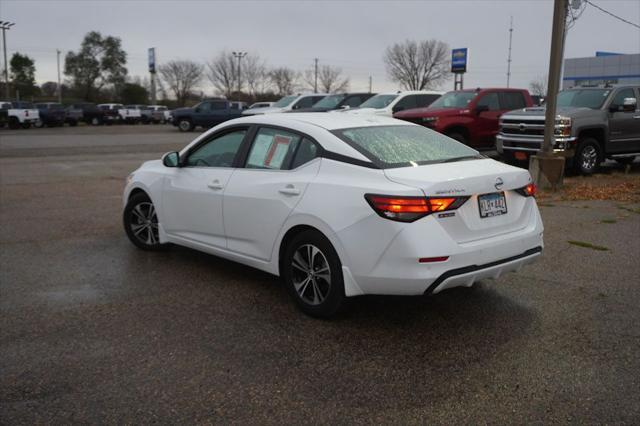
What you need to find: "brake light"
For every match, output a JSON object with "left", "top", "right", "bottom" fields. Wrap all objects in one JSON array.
[
  {"left": 515, "top": 183, "right": 537, "bottom": 197},
  {"left": 365, "top": 194, "right": 469, "bottom": 222}
]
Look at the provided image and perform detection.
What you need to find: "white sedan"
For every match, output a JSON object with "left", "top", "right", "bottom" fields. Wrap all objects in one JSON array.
[{"left": 123, "top": 113, "right": 543, "bottom": 317}]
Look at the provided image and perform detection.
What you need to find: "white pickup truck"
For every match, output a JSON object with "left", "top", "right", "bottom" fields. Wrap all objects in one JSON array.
[
  {"left": 0, "top": 101, "right": 40, "bottom": 129},
  {"left": 97, "top": 103, "right": 142, "bottom": 124}
]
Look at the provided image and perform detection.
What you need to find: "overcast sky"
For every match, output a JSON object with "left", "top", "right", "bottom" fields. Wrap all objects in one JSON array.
[{"left": 1, "top": 0, "right": 639, "bottom": 96}]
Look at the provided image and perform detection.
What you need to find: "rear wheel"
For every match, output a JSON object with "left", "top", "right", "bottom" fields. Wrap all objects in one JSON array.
[
  {"left": 91, "top": 117, "right": 101, "bottom": 126},
  {"left": 34, "top": 119, "right": 44, "bottom": 128},
  {"left": 21, "top": 122, "right": 31, "bottom": 129},
  {"left": 282, "top": 230, "right": 345, "bottom": 318},
  {"left": 572, "top": 137, "right": 602, "bottom": 175},
  {"left": 123, "top": 193, "right": 166, "bottom": 251},
  {"left": 446, "top": 132, "right": 467, "bottom": 145},
  {"left": 178, "top": 118, "right": 194, "bottom": 132}
]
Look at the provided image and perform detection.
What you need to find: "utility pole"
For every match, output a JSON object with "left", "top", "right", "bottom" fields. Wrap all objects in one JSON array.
[
  {"left": 506, "top": 16, "right": 513, "bottom": 88},
  {"left": 0, "top": 21, "right": 15, "bottom": 100},
  {"left": 232, "top": 51, "right": 247, "bottom": 95},
  {"left": 148, "top": 48, "right": 157, "bottom": 105},
  {"left": 314, "top": 58, "right": 319, "bottom": 93},
  {"left": 368, "top": 75, "right": 372, "bottom": 93},
  {"left": 56, "top": 49, "right": 62, "bottom": 103},
  {"left": 530, "top": 0, "right": 568, "bottom": 189}
]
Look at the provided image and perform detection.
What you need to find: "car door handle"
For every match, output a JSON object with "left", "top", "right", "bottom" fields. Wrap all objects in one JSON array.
[
  {"left": 207, "top": 180, "right": 224, "bottom": 190},
  {"left": 278, "top": 185, "right": 300, "bottom": 196}
]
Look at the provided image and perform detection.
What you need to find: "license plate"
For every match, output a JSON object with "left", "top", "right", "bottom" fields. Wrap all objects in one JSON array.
[
  {"left": 478, "top": 192, "right": 508, "bottom": 218},
  {"left": 514, "top": 152, "right": 527, "bottom": 161}
]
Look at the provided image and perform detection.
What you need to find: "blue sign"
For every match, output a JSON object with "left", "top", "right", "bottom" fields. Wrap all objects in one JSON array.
[{"left": 451, "top": 48, "right": 468, "bottom": 73}]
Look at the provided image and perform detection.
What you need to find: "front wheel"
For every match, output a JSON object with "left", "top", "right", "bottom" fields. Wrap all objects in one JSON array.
[
  {"left": 282, "top": 230, "right": 345, "bottom": 318},
  {"left": 21, "top": 122, "right": 31, "bottom": 129},
  {"left": 91, "top": 117, "right": 101, "bottom": 126},
  {"left": 177, "top": 118, "right": 194, "bottom": 132},
  {"left": 34, "top": 120, "right": 44, "bottom": 128},
  {"left": 123, "top": 193, "right": 166, "bottom": 251},
  {"left": 573, "top": 138, "right": 602, "bottom": 175}
]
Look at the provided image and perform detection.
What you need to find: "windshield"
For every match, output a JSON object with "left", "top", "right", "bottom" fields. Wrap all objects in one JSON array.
[
  {"left": 312, "top": 94, "right": 346, "bottom": 109},
  {"left": 333, "top": 125, "right": 480, "bottom": 168},
  {"left": 359, "top": 94, "right": 398, "bottom": 109},
  {"left": 428, "top": 91, "right": 476, "bottom": 109},
  {"left": 273, "top": 95, "right": 297, "bottom": 108},
  {"left": 557, "top": 89, "right": 610, "bottom": 109}
]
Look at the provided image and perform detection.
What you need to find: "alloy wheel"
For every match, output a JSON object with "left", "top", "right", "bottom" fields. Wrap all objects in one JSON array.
[
  {"left": 581, "top": 145, "right": 597, "bottom": 171},
  {"left": 129, "top": 202, "right": 159, "bottom": 245},
  {"left": 291, "top": 244, "right": 332, "bottom": 305},
  {"left": 179, "top": 120, "right": 191, "bottom": 131}
]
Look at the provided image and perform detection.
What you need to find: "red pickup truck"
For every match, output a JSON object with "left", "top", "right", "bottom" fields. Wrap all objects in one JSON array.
[{"left": 393, "top": 88, "right": 534, "bottom": 149}]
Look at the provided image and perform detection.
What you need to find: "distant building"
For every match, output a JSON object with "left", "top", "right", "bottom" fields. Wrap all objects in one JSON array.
[{"left": 563, "top": 52, "right": 640, "bottom": 89}]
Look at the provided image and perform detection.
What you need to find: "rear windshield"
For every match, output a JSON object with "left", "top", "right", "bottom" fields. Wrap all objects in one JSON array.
[
  {"left": 358, "top": 94, "right": 397, "bottom": 109},
  {"left": 333, "top": 125, "right": 480, "bottom": 168}
]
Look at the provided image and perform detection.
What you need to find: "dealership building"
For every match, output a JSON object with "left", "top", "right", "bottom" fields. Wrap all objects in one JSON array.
[{"left": 562, "top": 52, "right": 640, "bottom": 89}]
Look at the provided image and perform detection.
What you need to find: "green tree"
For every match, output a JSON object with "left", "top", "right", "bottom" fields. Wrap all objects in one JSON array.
[
  {"left": 64, "top": 31, "right": 127, "bottom": 101},
  {"left": 120, "top": 82, "right": 149, "bottom": 104},
  {"left": 10, "top": 52, "right": 38, "bottom": 98}
]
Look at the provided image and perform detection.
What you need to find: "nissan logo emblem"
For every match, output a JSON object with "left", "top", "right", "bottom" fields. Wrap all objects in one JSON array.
[{"left": 495, "top": 177, "right": 504, "bottom": 190}]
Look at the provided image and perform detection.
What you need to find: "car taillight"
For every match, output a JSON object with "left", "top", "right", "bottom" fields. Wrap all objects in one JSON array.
[
  {"left": 515, "top": 184, "right": 537, "bottom": 197},
  {"left": 365, "top": 194, "right": 469, "bottom": 222}
]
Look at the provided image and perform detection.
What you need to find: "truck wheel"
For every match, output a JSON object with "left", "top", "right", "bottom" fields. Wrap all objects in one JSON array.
[
  {"left": 8, "top": 117, "right": 20, "bottom": 130},
  {"left": 68, "top": 119, "right": 78, "bottom": 127},
  {"left": 21, "top": 122, "right": 31, "bottom": 129},
  {"left": 573, "top": 137, "right": 602, "bottom": 175},
  {"left": 446, "top": 132, "right": 468, "bottom": 145},
  {"left": 178, "top": 119, "right": 194, "bottom": 132},
  {"left": 91, "top": 117, "right": 101, "bottom": 126},
  {"left": 34, "top": 120, "right": 44, "bottom": 129}
]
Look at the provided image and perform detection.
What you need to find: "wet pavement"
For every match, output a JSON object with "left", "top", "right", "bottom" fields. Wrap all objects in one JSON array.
[{"left": 1, "top": 125, "right": 639, "bottom": 424}]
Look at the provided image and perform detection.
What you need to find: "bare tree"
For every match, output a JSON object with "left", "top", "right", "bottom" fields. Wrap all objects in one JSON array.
[
  {"left": 159, "top": 60, "right": 203, "bottom": 106},
  {"left": 207, "top": 51, "right": 236, "bottom": 97},
  {"left": 269, "top": 67, "right": 299, "bottom": 95},
  {"left": 383, "top": 39, "right": 450, "bottom": 90},
  {"left": 303, "top": 64, "right": 349, "bottom": 93},
  {"left": 243, "top": 54, "right": 271, "bottom": 95},
  {"left": 529, "top": 74, "right": 548, "bottom": 97}
]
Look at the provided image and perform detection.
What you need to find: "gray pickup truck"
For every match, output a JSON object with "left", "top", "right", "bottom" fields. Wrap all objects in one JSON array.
[{"left": 497, "top": 85, "right": 640, "bottom": 174}]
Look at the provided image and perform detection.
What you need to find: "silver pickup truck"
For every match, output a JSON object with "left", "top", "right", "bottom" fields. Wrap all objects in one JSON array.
[{"left": 497, "top": 85, "right": 640, "bottom": 174}]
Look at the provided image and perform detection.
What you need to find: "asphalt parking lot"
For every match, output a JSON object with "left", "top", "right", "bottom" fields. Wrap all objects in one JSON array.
[{"left": 1, "top": 125, "right": 639, "bottom": 424}]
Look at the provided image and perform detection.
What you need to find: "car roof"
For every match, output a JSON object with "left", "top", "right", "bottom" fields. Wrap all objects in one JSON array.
[
  {"left": 225, "top": 112, "right": 412, "bottom": 131},
  {"left": 374, "top": 90, "right": 444, "bottom": 96}
]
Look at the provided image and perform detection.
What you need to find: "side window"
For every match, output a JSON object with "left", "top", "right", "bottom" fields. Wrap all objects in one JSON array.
[
  {"left": 197, "top": 102, "right": 211, "bottom": 112},
  {"left": 293, "top": 97, "right": 315, "bottom": 109},
  {"left": 416, "top": 94, "right": 440, "bottom": 108},
  {"left": 500, "top": 92, "right": 527, "bottom": 110},
  {"left": 393, "top": 95, "right": 417, "bottom": 112},
  {"left": 476, "top": 93, "right": 500, "bottom": 110},
  {"left": 186, "top": 129, "right": 247, "bottom": 168},
  {"left": 610, "top": 88, "right": 637, "bottom": 110},
  {"left": 211, "top": 101, "right": 227, "bottom": 110},
  {"left": 344, "top": 96, "right": 363, "bottom": 107},
  {"left": 246, "top": 127, "right": 302, "bottom": 170},
  {"left": 291, "top": 138, "right": 319, "bottom": 169}
]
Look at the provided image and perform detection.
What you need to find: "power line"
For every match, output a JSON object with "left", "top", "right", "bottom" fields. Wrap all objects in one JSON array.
[{"left": 584, "top": 0, "right": 640, "bottom": 29}]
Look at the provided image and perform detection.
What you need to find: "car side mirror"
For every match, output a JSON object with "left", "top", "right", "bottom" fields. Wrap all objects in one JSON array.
[
  {"left": 475, "top": 105, "right": 490, "bottom": 114},
  {"left": 162, "top": 151, "right": 180, "bottom": 168},
  {"left": 622, "top": 97, "right": 637, "bottom": 112}
]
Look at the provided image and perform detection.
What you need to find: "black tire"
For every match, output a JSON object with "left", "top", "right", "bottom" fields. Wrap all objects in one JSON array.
[
  {"left": 21, "top": 122, "right": 31, "bottom": 129},
  {"left": 282, "top": 230, "right": 346, "bottom": 318},
  {"left": 123, "top": 192, "right": 166, "bottom": 251},
  {"left": 8, "top": 118, "right": 19, "bottom": 130},
  {"left": 68, "top": 119, "right": 78, "bottom": 127},
  {"left": 34, "top": 120, "right": 44, "bottom": 129},
  {"left": 90, "top": 117, "right": 102, "bottom": 126},
  {"left": 446, "top": 132, "right": 467, "bottom": 144},
  {"left": 177, "top": 118, "right": 194, "bottom": 132},
  {"left": 614, "top": 156, "right": 636, "bottom": 166},
  {"left": 572, "top": 137, "right": 602, "bottom": 175}
]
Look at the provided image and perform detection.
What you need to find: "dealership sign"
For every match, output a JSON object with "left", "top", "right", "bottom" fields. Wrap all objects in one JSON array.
[
  {"left": 451, "top": 48, "right": 468, "bottom": 73},
  {"left": 148, "top": 48, "right": 156, "bottom": 74}
]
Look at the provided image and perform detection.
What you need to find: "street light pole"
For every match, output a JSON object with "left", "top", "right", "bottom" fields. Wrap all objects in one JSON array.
[
  {"left": 0, "top": 21, "right": 15, "bottom": 100},
  {"left": 232, "top": 51, "right": 247, "bottom": 95},
  {"left": 56, "top": 49, "right": 62, "bottom": 103}
]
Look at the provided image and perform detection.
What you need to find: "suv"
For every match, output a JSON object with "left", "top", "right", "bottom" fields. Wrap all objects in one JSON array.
[
  {"left": 172, "top": 99, "right": 245, "bottom": 131},
  {"left": 497, "top": 85, "right": 640, "bottom": 174},
  {"left": 394, "top": 88, "right": 534, "bottom": 149},
  {"left": 242, "top": 94, "right": 328, "bottom": 116},
  {"left": 346, "top": 91, "right": 442, "bottom": 117}
]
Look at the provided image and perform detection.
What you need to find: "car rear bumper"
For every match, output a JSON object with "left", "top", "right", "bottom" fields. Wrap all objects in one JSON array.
[{"left": 339, "top": 202, "right": 544, "bottom": 296}]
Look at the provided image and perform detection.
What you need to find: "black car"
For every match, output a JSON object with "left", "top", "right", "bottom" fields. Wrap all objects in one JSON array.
[
  {"left": 290, "top": 93, "right": 375, "bottom": 112},
  {"left": 69, "top": 103, "right": 107, "bottom": 125},
  {"left": 35, "top": 103, "right": 67, "bottom": 127},
  {"left": 172, "top": 99, "right": 245, "bottom": 132}
]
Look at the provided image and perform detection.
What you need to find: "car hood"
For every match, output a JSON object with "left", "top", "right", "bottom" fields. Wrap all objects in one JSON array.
[
  {"left": 395, "top": 107, "right": 464, "bottom": 118},
  {"left": 502, "top": 106, "right": 596, "bottom": 118},
  {"left": 172, "top": 107, "right": 194, "bottom": 115},
  {"left": 288, "top": 107, "right": 333, "bottom": 113},
  {"left": 344, "top": 107, "right": 387, "bottom": 115}
]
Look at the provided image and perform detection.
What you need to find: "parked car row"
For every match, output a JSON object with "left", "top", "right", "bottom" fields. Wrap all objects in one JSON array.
[{"left": 0, "top": 101, "right": 174, "bottom": 129}]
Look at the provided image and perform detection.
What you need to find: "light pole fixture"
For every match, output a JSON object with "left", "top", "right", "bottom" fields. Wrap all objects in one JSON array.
[
  {"left": 0, "top": 21, "right": 15, "bottom": 99},
  {"left": 232, "top": 51, "right": 247, "bottom": 95}
]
